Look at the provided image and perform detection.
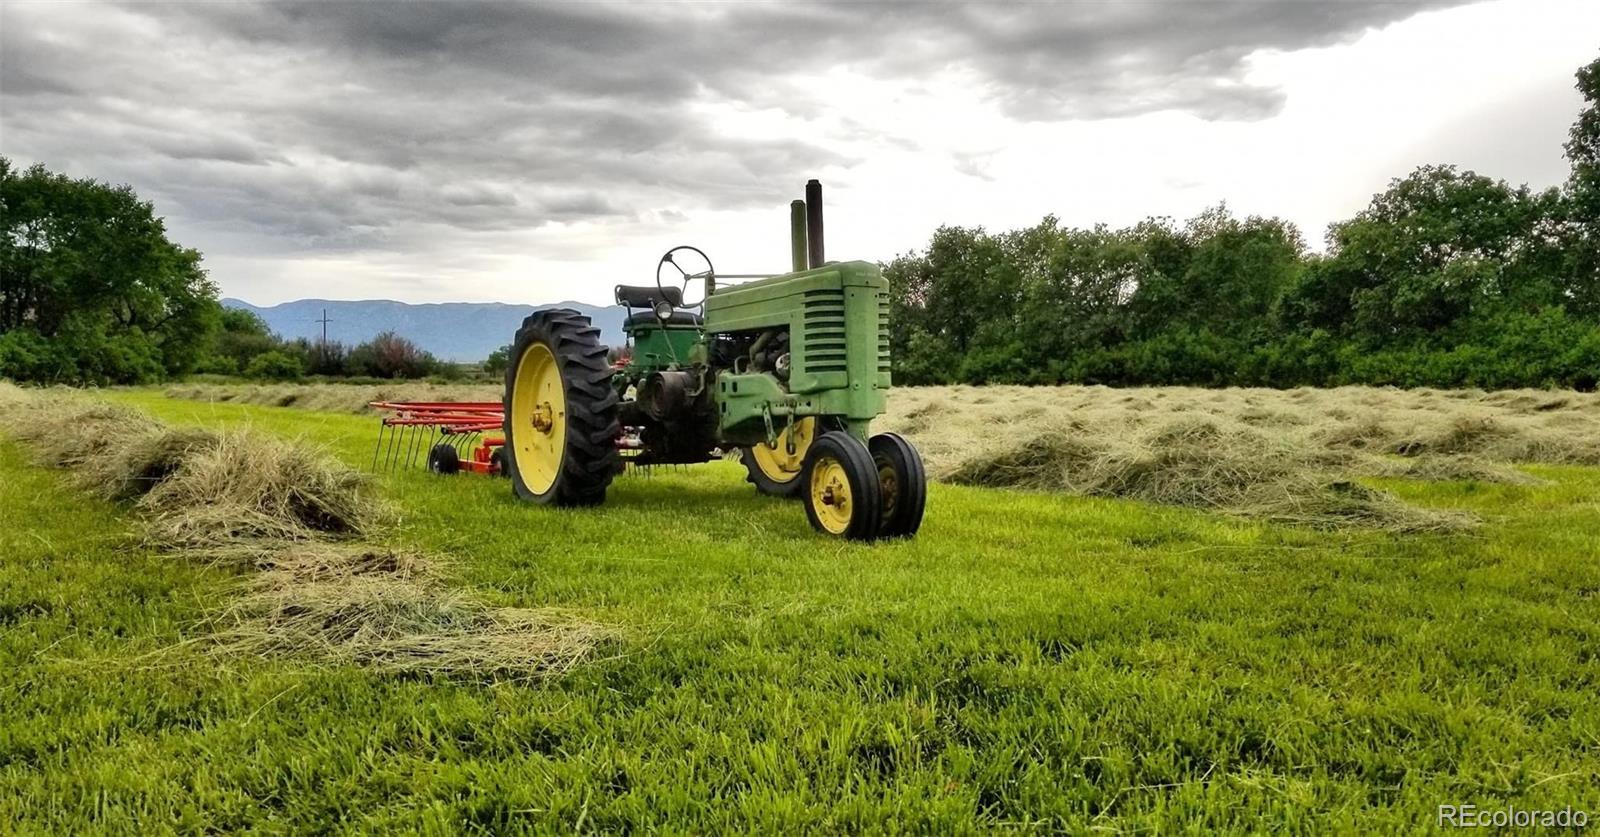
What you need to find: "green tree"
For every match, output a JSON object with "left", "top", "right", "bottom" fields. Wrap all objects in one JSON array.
[
  {"left": 1562, "top": 54, "right": 1600, "bottom": 318},
  {"left": 1126, "top": 207, "right": 1304, "bottom": 342},
  {"left": 484, "top": 344, "right": 511, "bottom": 376},
  {"left": 880, "top": 227, "right": 1014, "bottom": 383},
  {"left": 199, "top": 308, "right": 279, "bottom": 375},
  {"left": 0, "top": 158, "right": 219, "bottom": 383},
  {"left": 1014, "top": 221, "right": 1140, "bottom": 380},
  {"left": 1282, "top": 166, "right": 1561, "bottom": 344}
]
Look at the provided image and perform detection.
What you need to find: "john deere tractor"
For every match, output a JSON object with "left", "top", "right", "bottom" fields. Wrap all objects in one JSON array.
[{"left": 502, "top": 180, "right": 926, "bottom": 540}]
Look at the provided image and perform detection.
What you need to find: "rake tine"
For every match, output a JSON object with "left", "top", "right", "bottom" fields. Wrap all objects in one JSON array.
[
  {"left": 409, "top": 425, "right": 425, "bottom": 469},
  {"left": 371, "top": 421, "right": 386, "bottom": 472},
  {"left": 384, "top": 421, "right": 400, "bottom": 473},
  {"left": 395, "top": 424, "right": 412, "bottom": 472}
]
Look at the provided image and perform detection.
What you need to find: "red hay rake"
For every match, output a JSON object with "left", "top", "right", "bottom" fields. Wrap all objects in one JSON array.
[{"left": 369, "top": 401, "right": 508, "bottom": 476}]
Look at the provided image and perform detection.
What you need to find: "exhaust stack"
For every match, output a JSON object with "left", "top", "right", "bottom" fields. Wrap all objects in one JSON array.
[
  {"left": 789, "top": 199, "right": 808, "bottom": 272},
  {"left": 805, "top": 179, "right": 825, "bottom": 269}
]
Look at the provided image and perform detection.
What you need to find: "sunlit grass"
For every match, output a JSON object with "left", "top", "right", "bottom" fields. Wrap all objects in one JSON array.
[{"left": 1, "top": 388, "right": 1597, "bottom": 830}]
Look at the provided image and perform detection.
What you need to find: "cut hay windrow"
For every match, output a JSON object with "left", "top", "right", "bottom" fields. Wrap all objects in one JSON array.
[
  {"left": 0, "top": 385, "right": 376, "bottom": 551},
  {"left": 166, "top": 381, "right": 501, "bottom": 414},
  {"left": 0, "top": 382, "right": 608, "bottom": 678},
  {"left": 157, "top": 380, "right": 1600, "bottom": 531},
  {"left": 942, "top": 417, "right": 1476, "bottom": 533},
  {"left": 878, "top": 384, "right": 1600, "bottom": 532}
]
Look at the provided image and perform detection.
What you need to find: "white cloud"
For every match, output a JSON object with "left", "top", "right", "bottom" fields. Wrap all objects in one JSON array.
[{"left": 3, "top": 0, "right": 1595, "bottom": 305}]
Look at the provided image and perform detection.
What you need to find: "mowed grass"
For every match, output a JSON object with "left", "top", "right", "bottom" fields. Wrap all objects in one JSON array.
[{"left": 2, "top": 387, "right": 1598, "bottom": 831}]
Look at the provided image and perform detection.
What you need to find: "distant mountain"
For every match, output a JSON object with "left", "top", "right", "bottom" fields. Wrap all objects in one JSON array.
[{"left": 223, "top": 298, "right": 628, "bottom": 362}]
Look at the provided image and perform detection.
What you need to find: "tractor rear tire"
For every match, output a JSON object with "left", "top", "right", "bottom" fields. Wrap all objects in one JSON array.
[
  {"left": 801, "top": 431, "right": 883, "bottom": 540},
  {"left": 427, "top": 442, "right": 460, "bottom": 475},
  {"left": 503, "top": 309, "right": 620, "bottom": 506},
  {"left": 869, "top": 432, "right": 927, "bottom": 539}
]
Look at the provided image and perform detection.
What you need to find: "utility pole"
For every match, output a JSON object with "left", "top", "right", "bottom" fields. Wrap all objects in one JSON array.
[{"left": 316, "top": 308, "right": 332, "bottom": 345}]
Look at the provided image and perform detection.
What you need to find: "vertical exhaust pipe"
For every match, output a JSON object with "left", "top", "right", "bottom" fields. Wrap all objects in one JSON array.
[
  {"left": 789, "top": 199, "right": 808, "bottom": 272},
  {"left": 805, "top": 179, "right": 825, "bottom": 268}
]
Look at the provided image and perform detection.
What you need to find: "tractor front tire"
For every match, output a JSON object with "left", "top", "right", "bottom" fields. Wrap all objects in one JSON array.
[
  {"left": 503, "top": 309, "right": 620, "bottom": 506},
  {"left": 869, "top": 432, "right": 927, "bottom": 539},
  {"left": 801, "top": 431, "right": 883, "bottom": 540}
]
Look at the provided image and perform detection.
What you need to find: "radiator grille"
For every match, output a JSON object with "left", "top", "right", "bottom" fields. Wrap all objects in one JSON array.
[
  {"left": 877, "top": 291, "right": 892, "bottom": 374},
  {"left": 801, "top": 289, "right": 847, "bottom": 373}
]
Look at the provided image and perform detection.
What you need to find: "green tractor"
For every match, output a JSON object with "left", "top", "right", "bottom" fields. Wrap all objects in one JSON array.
[{"left": 502, "top": 180, "right": 926, "bottom": 540}]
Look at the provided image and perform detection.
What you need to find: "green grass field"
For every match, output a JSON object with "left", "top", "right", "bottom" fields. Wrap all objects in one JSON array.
[{"left": 4, "top": 388, "right": 1599, "bottom": 831}]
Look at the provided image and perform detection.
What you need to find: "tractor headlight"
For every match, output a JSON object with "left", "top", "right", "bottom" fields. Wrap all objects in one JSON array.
[
  {"left": 774, "top": 352, "right": 791, "bottom": 381},
  {"left": 653, "top": 300, "right": 675, "bottom": 321}
]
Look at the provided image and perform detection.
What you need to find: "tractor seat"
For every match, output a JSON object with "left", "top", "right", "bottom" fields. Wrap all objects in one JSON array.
[
  {"left": 615, "top": 284, "right": 683, "bottom": 309},
  {"left": 625, "top": 311, "right": 702, "bottom": 328}
]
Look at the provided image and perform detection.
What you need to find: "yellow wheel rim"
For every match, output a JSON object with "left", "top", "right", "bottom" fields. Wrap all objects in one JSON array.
[
  {"left": 750, "top": 417, "right": 815, "bottom": 484},
  {"left": 510, "top": 342, "right": 565, "bottom": 494},
  {"left": 809, "top": 453, "right": 853, "bottom": 535}
]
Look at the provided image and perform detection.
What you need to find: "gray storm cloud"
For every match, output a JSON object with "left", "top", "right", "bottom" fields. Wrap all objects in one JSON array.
[{"left": 0, "top": 0, "right": 1471, "bottom": 278}]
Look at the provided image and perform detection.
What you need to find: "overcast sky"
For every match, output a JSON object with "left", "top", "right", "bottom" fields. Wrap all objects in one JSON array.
[{"left": 3, "top": 1, "right": 1597, "bottom": 307}]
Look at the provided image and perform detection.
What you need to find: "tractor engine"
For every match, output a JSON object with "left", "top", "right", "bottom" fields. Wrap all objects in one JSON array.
[{"left": 618, "top": 367, "right": 716, "bottom": 466}]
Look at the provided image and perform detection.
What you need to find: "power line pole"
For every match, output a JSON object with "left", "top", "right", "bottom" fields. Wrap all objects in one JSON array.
[{"left": 316, "top": 308, "right": 332, "bottom": 345}]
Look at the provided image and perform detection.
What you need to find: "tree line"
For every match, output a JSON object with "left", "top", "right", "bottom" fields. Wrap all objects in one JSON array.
[
  {"left": 0, "top": 159, "right": 451, "bottom": 383},
  {"left": 884, "top": 56, "right": 1600, "bottom": 390}
]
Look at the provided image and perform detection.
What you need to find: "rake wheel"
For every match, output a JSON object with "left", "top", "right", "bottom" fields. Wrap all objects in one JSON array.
[{"left": 427, "top": 442, "right": 460, "bottom": 475}]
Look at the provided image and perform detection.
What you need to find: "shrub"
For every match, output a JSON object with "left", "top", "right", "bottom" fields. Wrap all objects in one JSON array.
[
  {"left": 245, "top": 350, "right": 305, "bottom": 381},
  {"left": 297, "top": 339, "right": 351, "bottom": 377},
  {"left": 0, "top": 329, "right": 56, "bottom": 382},
  {"left": 346, "top": 332, "right": 438, "bottom": 379}
]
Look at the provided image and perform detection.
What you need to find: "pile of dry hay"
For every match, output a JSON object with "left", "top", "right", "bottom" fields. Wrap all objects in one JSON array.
[
  {"left": 0, "top": 383, "right": 604, "bottom": 677},
  {"left": 0, "top": 394, "right": 372, "bottom": 550},
  {"left": 881, "top": 385, "right": 1600, "bottom": 532}
]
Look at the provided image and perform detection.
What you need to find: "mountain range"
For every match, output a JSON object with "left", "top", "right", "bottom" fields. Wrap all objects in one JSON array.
[{"left": 223, "top": 298, "right": 629, "bottom": 362}]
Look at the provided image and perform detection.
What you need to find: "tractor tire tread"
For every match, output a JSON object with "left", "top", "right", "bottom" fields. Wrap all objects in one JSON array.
[
  {"left": 869, "top": 432, "right": 927, "bottom": 538},
  {"left": 504, "top": 308, "right": 620, "bottom": 506}
]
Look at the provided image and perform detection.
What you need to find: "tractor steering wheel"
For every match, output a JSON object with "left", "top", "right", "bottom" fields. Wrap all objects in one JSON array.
[{"left": 656, "top": 246, "right": 714, "bottom": 309}]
